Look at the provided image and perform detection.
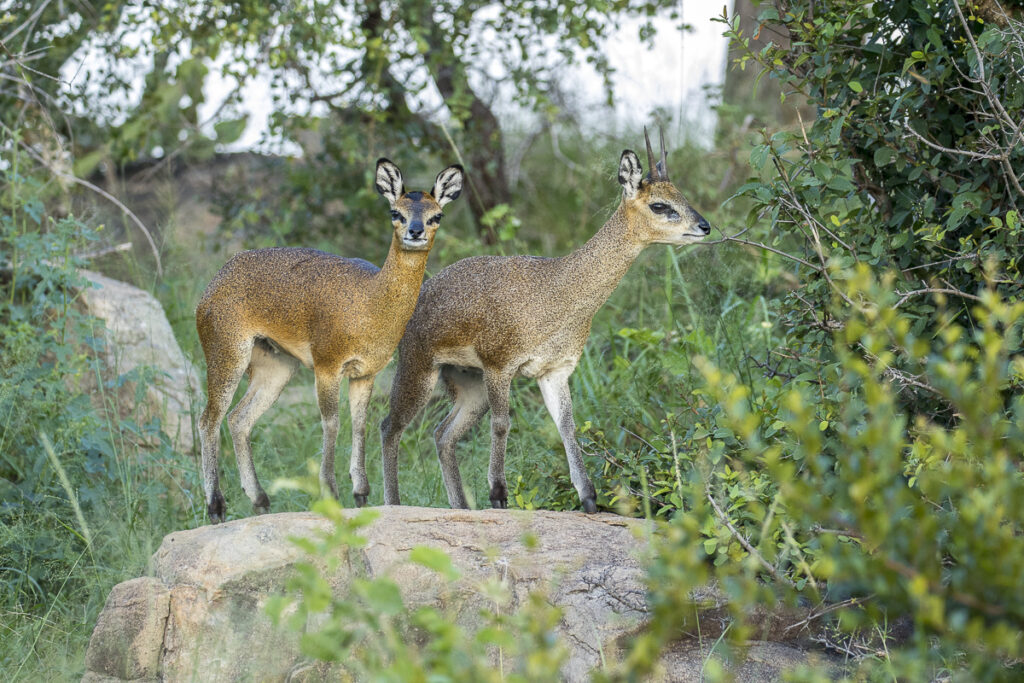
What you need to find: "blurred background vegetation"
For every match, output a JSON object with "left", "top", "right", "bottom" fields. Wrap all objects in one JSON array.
[{"left": 2, "top": 0, "right": 1023, "bottom": 680}]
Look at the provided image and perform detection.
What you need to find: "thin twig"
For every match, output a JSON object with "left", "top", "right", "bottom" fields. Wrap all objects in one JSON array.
[
  {"left": 893, "top": 287, "right": 983, "bottom": 308},
  {"left": 5, "top": 131, "right": 164, "bottom": 278},
  {"left": 706, "top": 489, "right": 797, "bottom": 589},
  {"left": 904, "top": 123, "right": 1006, "bottom": 160},
  {"left": 784, "top": 595, "right": 873, "bottom": 633}
]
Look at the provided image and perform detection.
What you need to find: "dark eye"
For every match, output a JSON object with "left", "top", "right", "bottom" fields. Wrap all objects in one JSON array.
[
  {"left": 649, "top": 202, "right": 671, "bottom": 214},
  {"left": 427, "top": 214, "right": 442, "bottom": 225},
  {"left": 390, "top": 210, "right": 404, "bottom": 222}
]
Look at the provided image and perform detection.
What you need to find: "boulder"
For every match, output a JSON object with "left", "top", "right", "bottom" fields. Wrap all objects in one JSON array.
[
  {"left": 83, "top": 508, "right": 837, "bottom": 682},
  {"left": 76, "top": 269, "right": 200, "bottom": 453}
]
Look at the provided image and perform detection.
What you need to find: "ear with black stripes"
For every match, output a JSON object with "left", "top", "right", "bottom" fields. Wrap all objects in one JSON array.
[
  {"left": 375, "top": 158, "right": 404, "bottom": 206},
  {"left": 618, "top": 150, "right": 643, "bottom": 199},
  {"left": 432, "top": 164, "right": 464, "bottom": 207}
]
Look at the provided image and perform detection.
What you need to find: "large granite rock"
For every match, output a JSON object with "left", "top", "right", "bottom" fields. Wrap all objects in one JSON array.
[
  {"left": 83, "top": 508, "right": 837, "bottom": 682},
  {"left": 76, "top": 269, "right": 200, "bottom": 453}
]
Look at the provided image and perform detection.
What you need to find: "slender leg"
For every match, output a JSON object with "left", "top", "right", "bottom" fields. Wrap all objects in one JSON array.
[
  {"left": 347, "top": 375, "right": 374, "bottom": 506},
  {"left": 315, "top": 367, "right": 343, "bottom": 499},
  {"left": 537, "top": 368, "right": 597, "bottom": 513},
  {"left": 434, "top": 367, "right": 489, "bottom": 508},
  {"left": 483, "top": 369, "right": 514, "bottom": 509},
  {"left": 198, "top": 338, "right": 253, "bottom": 523},
  {"left": 380, "top": 359, "right": 439, "bottom": 505},
  {"left": 227, "top": 344, "right": 298, "bottom": 514}
]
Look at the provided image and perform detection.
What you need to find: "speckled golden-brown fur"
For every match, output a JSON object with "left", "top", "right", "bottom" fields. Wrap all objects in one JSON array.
[
  {"left": 381, "top": 131, "right": 711, "bottom": 512},
  {"left": 195, "top": 159, "right": 463, "bottom": 523}
]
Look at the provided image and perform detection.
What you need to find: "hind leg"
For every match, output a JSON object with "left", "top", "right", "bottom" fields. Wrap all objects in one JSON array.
[
  {"left": 227, "top": 343, "right": 298, "bottom": 514},
  {"left": 483, "top": 369, "right": 514, "bottom": 509},
  {"left": 380, "top": 357, "right": 439, "bottom": 505},
  {"left": 347, "top": 375, "right": 374, "bottom": 506},
  {"left": 198, "top": 336, "right": 254, "bottom": 524},
  {"left": 434, "top": 367, "right": 489, "bottom": 509}
]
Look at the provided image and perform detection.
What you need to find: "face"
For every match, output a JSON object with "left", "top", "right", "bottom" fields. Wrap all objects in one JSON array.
[
  {"left": 617, "top": 145, "right": 711, "bottom": 246},
  {"left": 375, "top": 159, "right": 464, "bottom": 253},
  {"left": 390, "top": 192, "right": 443, "bottom": 251},
  {"left": 633, "top": 179, "right": 711, "bottom": 246}
]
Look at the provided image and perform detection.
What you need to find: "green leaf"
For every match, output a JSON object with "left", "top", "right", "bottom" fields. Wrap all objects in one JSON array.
[
  {"left": 749, "top": 145, "right": 770, "bottom": 171},
  {"left": 873, "top": 147, "right": 895, "bottom": 167},
  {"left": 214, "top": 116, "right": 249, "bottom": 144},
  {"left": 849, "top": 80, "right": 863, "bottom": 93},
  {"left": 409, "top": 546, "right": 461, "bottom": 581},
  {"left": 356, "top": 578, "right": 405, "bottom": 615}
]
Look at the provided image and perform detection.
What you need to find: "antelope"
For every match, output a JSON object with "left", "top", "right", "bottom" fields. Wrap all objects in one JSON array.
[
  {"left": 195, "top": 158, "right": 464, "bottom": 523},
  {"left": 380, "top": 130, "right": 711, "bottom": 513}
]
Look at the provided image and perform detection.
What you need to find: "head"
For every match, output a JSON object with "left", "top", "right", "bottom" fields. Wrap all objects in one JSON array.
[
  {"left": 617, "top": 128, "right": 711, "bottom": 245},
  {"left": 375, "top": 159, "right": 464, "bottom": 251}
]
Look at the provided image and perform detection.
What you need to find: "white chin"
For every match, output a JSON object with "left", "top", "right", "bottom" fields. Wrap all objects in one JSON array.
[
  {"left": 402, "top": 238, "right": 429, "bottom": 250},
  {"left": 659, "top": 234, "right": 706, "bottom": 245}
]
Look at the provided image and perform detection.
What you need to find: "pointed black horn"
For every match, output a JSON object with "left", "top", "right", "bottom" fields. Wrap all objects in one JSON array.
[
  {"left": 643, "top": 126, "right": 656, "bottom": 177},
  {"left": 659, "top": 127, "right": 669, "bottom": 181}
]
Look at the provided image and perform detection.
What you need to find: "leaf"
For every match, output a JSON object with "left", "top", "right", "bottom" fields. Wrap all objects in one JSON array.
[
  {"left": 409, "top": 546, "right": 461, "bottom": 581},
  {"left": 749, "top": 145, "right": 770, "bottom": 171},
  {"left": 873, "top": 147, "right": 894, "bottom": 167},
  {"left": 849, "top": 80, "right": 863, "bottom": 93},
  {"left": 356, "top": 578, "right": 405, "bottom": 615},
  {"left": 214, "top": 116, "right": 249, "bottom": 144}
]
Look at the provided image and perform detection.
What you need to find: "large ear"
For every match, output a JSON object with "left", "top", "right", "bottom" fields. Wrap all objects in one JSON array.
[
  {"left": 618, "top": 150, "right": 643, "bottom": 199},
  {"left": 375, "top": 158, "right": 404, "bottom": 206},
  {"left": 432, "top": 164, "right": 464, "bottom": 207}
]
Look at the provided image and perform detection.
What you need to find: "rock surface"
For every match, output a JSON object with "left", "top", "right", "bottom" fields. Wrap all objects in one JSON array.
[
  {"left": 83, "top": 508, "right": 836, "bottom": 682},
  {"left": 77, "top": 269, "right": 200, "bottom": 452}
]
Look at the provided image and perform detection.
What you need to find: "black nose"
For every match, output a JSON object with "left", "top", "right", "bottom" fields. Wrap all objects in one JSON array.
[
  {"left": 408, "top": 221, "right": 424, "bottom": 239},
  {"left": 696, "top": 213, "right": 711, "bottom": 235}
]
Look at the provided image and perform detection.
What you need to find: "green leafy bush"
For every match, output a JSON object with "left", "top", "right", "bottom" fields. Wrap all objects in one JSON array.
[
  {"left": 601, "top": 268, "right": 1024, "bottom": 681},
  {"left": 723, "top": 0, "right": 1023, "bottom": 408},
  {"left": 0, "top": 144, "right": 197, "bottom": 678}
]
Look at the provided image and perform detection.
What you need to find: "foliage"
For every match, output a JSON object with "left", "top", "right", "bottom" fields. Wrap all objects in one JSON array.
[
  {"left": 0, "top": 140, "right": 199, "bottom": 679},
  {"left": 603, "top": 269, "right": 1024, "bottom": 681},
  {"left": 265, "top": 471, "right": 567, "bottom": 682},
  {"left": 722, "top": 0, "right": 1023, "bottom": 414},
  {"left": 5, "top": 0, "right": 679, "bottom": 237}
]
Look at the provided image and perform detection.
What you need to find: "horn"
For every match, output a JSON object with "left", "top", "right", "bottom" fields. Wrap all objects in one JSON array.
[
  {"left": 643, "top": 126, "right": 656, "bottom": 176},
  {"left": 659, "top": 127, "right": 669, "bottom": 181}
]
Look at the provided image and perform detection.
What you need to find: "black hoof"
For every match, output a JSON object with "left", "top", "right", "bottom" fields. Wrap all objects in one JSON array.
[
  {"left": 208, "top": 491, "right": 227, "bottom": 524},
  {"left": 489, "top": 482, "right": 508, "bottom": 509},
  {"left": 354, "top": 493, "right": 368, "bottom": 507},
  {"left": 253, "top": 491, "right": 270, "bottom": 515},
  {"left": 582, "top": 497, "right": 598, "bottom": 514}
]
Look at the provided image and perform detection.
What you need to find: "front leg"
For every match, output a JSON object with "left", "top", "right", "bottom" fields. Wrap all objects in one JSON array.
[
  {"left": 537, "top": 369, "right": 597, "bottom": 513},
  {"left": 347, "top": 375, "right": 374, "bottom": 507},
  {"left": 484, "top": 369, "right": 514, "bottom": 509},
  {"left": 315, "top": 368, "right": 343, "bottom": 500}
]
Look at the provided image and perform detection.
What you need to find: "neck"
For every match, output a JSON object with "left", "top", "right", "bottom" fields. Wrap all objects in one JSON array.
[
  {"left": 561, "top": 204, "right": 646, "bottom": 313},
  {"left": 376, "top": 235, "right": 429, "bottom": 311}
]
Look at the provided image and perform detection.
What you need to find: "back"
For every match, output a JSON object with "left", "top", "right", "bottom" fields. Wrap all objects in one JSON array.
[{"left": 197, "top": 247, "right": 379, "bottom": 324}]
